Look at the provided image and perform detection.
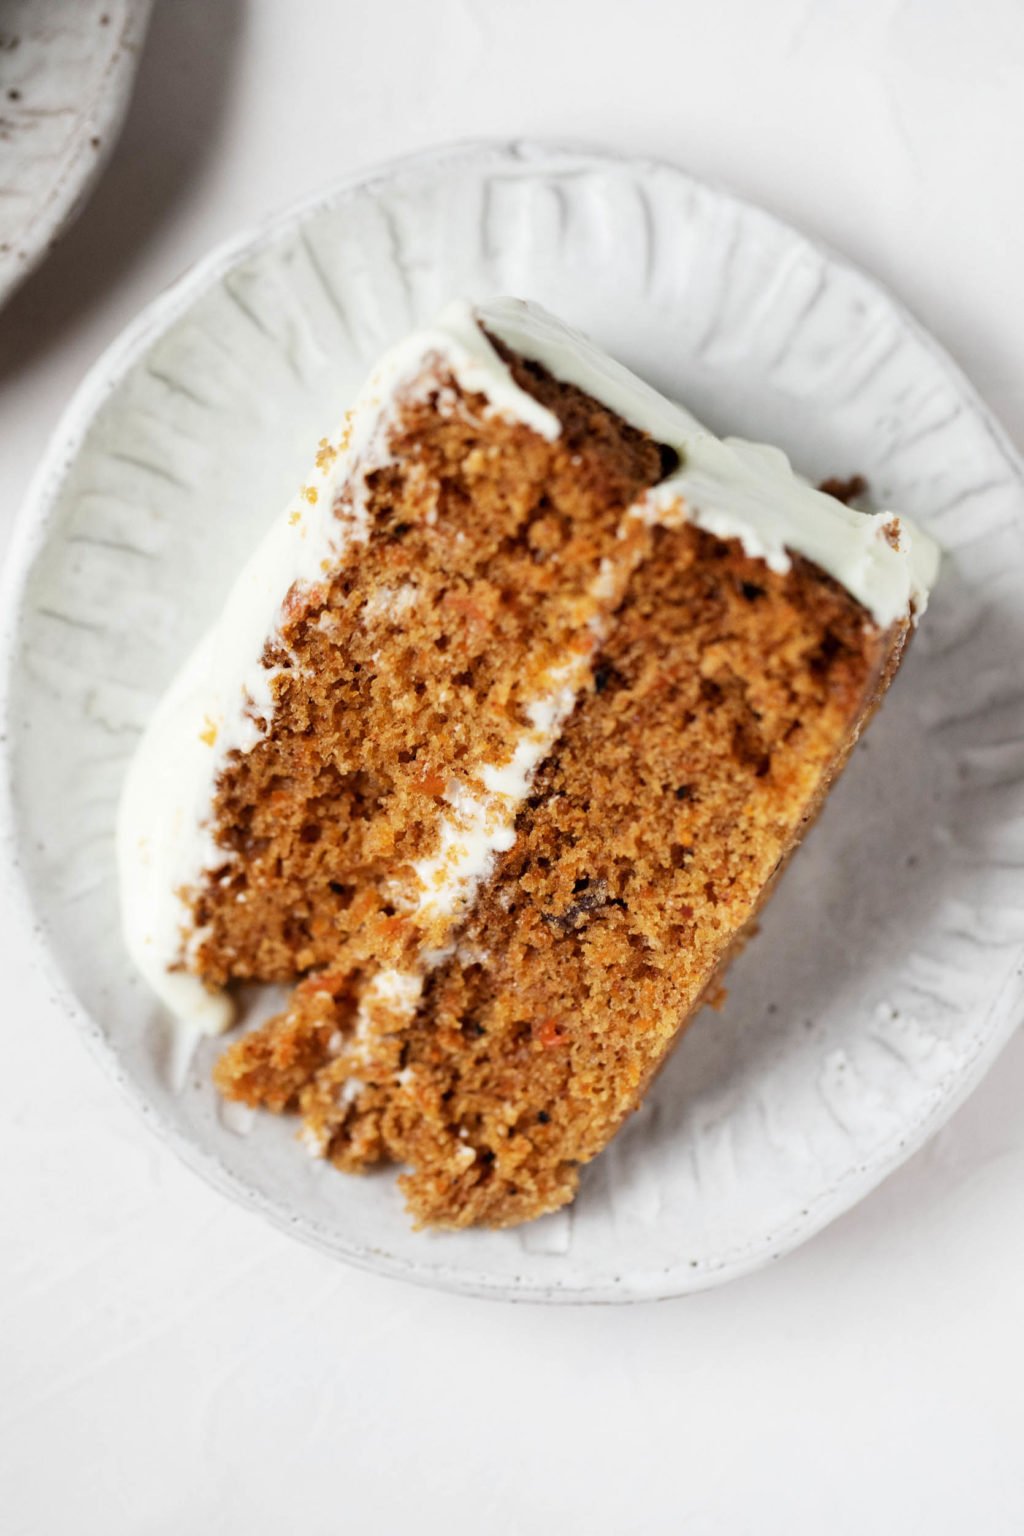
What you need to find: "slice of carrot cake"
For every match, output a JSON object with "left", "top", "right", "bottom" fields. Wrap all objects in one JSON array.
[{"left": 118, "top": 297, "right": 939, "bottom": 1228}]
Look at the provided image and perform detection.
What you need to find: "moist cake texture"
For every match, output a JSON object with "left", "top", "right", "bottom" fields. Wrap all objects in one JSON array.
[{"left": 119, "top": 298, "right": 939, "bottom": 1228}]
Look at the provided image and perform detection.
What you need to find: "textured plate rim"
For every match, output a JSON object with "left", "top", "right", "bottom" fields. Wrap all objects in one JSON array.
[
  {"left": 0, "top": 0, "right": 154, "bottom": 309},
  {"left": 2, "top": 138, "right": 1022, "bottom": 1304}
]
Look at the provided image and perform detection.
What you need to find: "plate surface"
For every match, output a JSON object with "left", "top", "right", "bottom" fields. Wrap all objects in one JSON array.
[
  {"left": 0, "top": 0, "right": 151, "bottom": 307},
  {"left": 3, "top": 141, "right": 1024, "bottom": 1303}
]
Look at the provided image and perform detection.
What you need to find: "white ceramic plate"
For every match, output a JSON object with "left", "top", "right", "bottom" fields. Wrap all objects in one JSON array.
[
  {"left": 0, "top": 0, "right": 151, "bottom": 307},
  {"left": 3, "top": 141, "right": 1023, "bottom": 1303}
]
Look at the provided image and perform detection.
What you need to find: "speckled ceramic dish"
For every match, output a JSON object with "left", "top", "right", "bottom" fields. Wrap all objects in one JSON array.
[
  {"left": 0, "top": 0, "right": 151, "bottom": 307},
  {"left": 3, "top": 141, "right": 1023, "bottom": 1302}
]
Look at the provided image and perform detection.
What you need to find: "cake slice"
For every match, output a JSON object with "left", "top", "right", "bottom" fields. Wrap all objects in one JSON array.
[{"left": 118, "top": 298, "right": 938, "bottom": 1228}]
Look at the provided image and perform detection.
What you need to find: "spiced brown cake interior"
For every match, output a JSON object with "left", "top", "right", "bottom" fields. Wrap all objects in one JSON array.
[{"left": 119, "top": 298, "right": 939, "bottom": 1228}]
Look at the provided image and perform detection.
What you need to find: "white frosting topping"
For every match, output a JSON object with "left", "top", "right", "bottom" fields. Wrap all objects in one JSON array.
[
  {"left": 118, "top": 297, "right": 940, "bottom": 1039},
  {"left": 477, "top": 298, "right": 940, "bottom": 628}
]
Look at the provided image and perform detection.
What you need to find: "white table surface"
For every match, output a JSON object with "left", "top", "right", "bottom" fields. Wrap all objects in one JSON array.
[{"left": 3, "top": 2, "right": 1023, "bottom": 1531}]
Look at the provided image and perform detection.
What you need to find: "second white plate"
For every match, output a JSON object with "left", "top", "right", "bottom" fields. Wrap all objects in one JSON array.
[
  {"left": 0, "top": 0, "right": 151, "bottom": 307},
  {"left": 3, "top": 141, "right": 1024, "bottom": 1302}
]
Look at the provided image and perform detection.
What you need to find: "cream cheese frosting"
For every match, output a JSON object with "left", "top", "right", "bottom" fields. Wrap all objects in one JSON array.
[
  {"left": 118, "top": 297, "right": 940, "bottom": 1037},
  {"left": 479, "top": 297, "right": 938, "bottom": 628}
]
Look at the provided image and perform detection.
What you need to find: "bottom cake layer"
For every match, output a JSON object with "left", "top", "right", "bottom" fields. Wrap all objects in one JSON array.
[{"left": 214, "top": 523, "right": 907, "bottom": 1227}]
